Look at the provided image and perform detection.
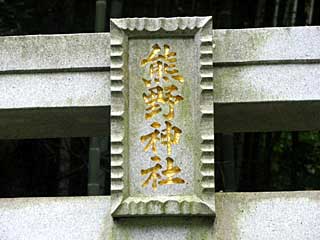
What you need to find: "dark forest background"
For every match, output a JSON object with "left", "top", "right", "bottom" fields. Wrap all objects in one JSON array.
[{"left": 0, "top": 0, "right": 319, "bottom": 197}]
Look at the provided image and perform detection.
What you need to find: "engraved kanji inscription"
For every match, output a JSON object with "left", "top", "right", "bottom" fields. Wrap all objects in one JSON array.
[{"left": 140, "top": 44, "right": 186, "bottom": 190}]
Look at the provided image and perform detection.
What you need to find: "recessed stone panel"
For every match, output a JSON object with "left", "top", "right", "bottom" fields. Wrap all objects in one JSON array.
[{"left": 111, "top": 17, "right": 214, "bottom": 217}]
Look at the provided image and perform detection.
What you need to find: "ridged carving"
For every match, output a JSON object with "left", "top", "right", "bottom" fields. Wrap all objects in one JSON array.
[
  {"left": 199, "top": 28, "right": 215, "bottom": 197},
  {"left": 110, "top": 20, "right": 126, "bottom": 211},
  {"left": 114, "top": 197, "right": 214, "bottom": 217},
  {"left": 111, "top": 17, "right": 211, "bottom": 32},
  {"left": 111, "top": 17, "right": 214, "bottom": 217}
]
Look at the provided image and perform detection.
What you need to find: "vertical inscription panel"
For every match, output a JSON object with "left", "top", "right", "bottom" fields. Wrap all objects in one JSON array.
[
  {"left": 129, "top": 38, "right": 194, "bottom": 196},
  {"left": 111, "top": 17, "right": 214, "bottom": 217}
]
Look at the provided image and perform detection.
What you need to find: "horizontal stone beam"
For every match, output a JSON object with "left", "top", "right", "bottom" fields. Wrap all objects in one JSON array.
[
  {"left": 0, "top": 72, "right": 110, "bottom": 109},
  {"left": 212, "top": 27, "right": 320, "bottom": 64},
  {"left": 0, "top": 33, "right": 110, "bottom": 139},
  {"left": 0, "top": 27, "right": 320, "bottom": 138},
  {"left": 0, "top": 196, "right": 112, "bottom": 240},
  {"left": 214, "top": 63, "right": 320, "bottom": 132},
  {"left": 214, "top": 191, "right": 320, "bottom": 240},
  {"left": 213, "top": 27, "right": 320, "bottom": 132},
  {"left": 0, "top": 107, "right": 109, "bottom": 139},
  {"left": 0, "top": 70, "right": 110, "bottom": 139},
  {"left": 0, "top": 33, "right": 110, "bottom": 72},
  {"left": 1, "top": 192, "right": 320, "bottom": 239}
]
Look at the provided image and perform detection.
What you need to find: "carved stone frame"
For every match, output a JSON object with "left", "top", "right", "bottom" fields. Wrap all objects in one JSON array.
[{"left": 111, "top": 17, "right": 214, "bottom": 217}]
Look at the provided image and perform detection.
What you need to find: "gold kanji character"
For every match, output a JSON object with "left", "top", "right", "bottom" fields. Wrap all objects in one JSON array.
[
  {"left": 141, "top": 163, "right": 162, "bottom": 190},
  {"left": 140, "top": 44, "right": 184, "bottom": 86},
  {"left": 140, "top": 44, "right": 162, "bottom": 85},
  {"left": 143, "top": 85, "right": 183, "bottom": 120},
  {"left": 143, "top": 86, "right": 165, "bottom": 120},
  {"left": 150, "top": 155, "right": 161, "bottom": 162},
  {"left": 163, "top": 63, "right": 184, "bottom": 83},
  {"left": 161, "top": 121, "right": 182, "bottom": 156},
  {"left": 163, "top": 85, "right": 183, "bottom": 120},
  {"left": 161, "top": 44, "right": 184, "bottom": 83},
  {"left": 159, "top": 157, "right": 185, "bottom": 185},
  {"left": 141, "top": 44, "right": 161, "bottom": 66},
  {"left": 140, "top": 122, "right": 161, "bottom": 154}
]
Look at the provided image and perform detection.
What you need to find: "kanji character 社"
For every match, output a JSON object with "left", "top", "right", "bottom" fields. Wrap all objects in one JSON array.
[
  {"left": 159, "top": 157, "right": 185, "bottom": 185},
  {"left": 141, "top": 163, "right": 162, "bottom": 190}
]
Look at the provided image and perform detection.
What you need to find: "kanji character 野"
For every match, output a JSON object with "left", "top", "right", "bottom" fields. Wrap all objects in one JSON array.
[{"left": 143, "top": 85, "right": 183, "bottom": 120}]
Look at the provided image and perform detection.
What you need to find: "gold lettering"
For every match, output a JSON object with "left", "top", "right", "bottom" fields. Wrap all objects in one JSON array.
[
  {"left": 159, "top": 157, "right": 185, "bottom": 185},
  {"left": 143, "top": 86, "right": 165, "bottom": 120},
  {"left": 140, "top": 44, "right": 184, "bottom": 86},
  {"left": 141, "top": 163, "right": 162, "bottom": 190},
  {"left": 161, "top": 121, "right": 182, "bottom": 156},
  {"left": 140, "top": 44, "right": 186, "bottom": 190},
  {"left": 143, "top": 85, "right": 183, "bottom": 120},
  {"left": 140, "top": 122, "right": 161, "bottom": 154},
  {"left": 162, "top": 85, "right": 183, "bottom": 120}
]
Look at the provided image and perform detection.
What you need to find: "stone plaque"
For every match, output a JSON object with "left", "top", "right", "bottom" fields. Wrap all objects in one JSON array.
[{"left": 111, "top": 17, "right": 214, "bottom": 217}]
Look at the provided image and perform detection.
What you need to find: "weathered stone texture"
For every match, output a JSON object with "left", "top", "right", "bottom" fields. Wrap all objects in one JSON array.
[
  {"left": 0, "top": 33, "right": 110, "bottom": 72},
  {"left": 0, "top": 24, "right": 320, "bottom": 239},
  {"left": 214, "top": 191, "right": 320, "bottom": 240},
  {"left": 213, "top": 27, "right": 320, "bottom": 64},
  {"left": 0, "top": 196, "right": 112, "bottom": 240},
  {"left": 213, "top": 26, "right": 320, "bottom": 132},
  {"left": 1, "top": 27, "right": 320, "bottom": 137},
  {"left": 0, "top": 72, "right": 110, "bottom": 109},
  {"left": 111, "top": 17, "right": 214, "bottom": 217},
  {"left": 1, "top": 192, "right": 319, "bottom": 240}
]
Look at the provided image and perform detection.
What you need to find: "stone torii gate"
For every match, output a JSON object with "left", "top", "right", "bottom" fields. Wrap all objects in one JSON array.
[{"left": 0, "top": 17, "right": 320, "bottom": 239}]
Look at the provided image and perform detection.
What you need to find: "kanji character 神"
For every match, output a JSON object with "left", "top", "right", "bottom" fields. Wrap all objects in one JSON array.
[
  {"left": 140, "top": 122, "right": 161, "bottom": 154},
  {"left": 161, "top": 121, "right": 182, "bottom": 156}
]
